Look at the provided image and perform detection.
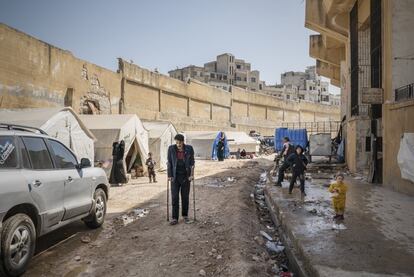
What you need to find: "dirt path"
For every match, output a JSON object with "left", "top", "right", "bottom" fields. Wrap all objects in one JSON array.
[{"left": 25, "top": 158, "right": 284, "bottom": 277}]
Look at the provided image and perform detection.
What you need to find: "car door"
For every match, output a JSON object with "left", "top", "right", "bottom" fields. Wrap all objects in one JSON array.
[
  {"left": 46, "top": 139, "right": 93, "bottom": 220},
  {"left": 20, "top": 136, "right": 65, "bottom": 228},
  {"left": 0, "top": 135, "right": 28, "bottom": 214}
]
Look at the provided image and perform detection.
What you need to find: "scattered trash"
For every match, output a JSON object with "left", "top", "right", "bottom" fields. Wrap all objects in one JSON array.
[
  {"left": 74, "top": 256, "right": 81, "bottom": 262},
  {"left": 254, "top": 235, "right": 265, "bottom": 245},
  {"left": 252, "top": 255, "right": 260, "bottom": 262},
  {"left": 266, "top": 225, "right": 275, "bottom": 231},
  {"left": 332, "top": 223, "right": 347, "bottom": 230},
  {"left": 260, "top": 171, "right": 267, "bottom": 182},
  {"left": 280, "top": 272, "right": 294, "bottom": 277},
  {"left": 354, "top": 176, "right": 363, "bottom": 180},
  {"left": 117, "top": 208, "right": 150, "bottom": 226},
  {"left": 260, "top": 231, "right": 273, "bottom": 241},
  {"left": 227, "top": 177, "right": 235, "bottom": 182},
  {"left": 211, "top": 248, "right": 217, "bottom": 253},
  {"left": 216, "top": 255, "right": 222, "bottom": 260},
  {"left": 199, "top": 269, "right": 206, "bottom": 276},
  {"left": 81, "top": 236, "right": 91, "bottom": 243},
  {"left": 280, "top": 264, "right": 289, "bottom": 271},
  {"left": 271, "top": 264, "right": 280, "bottom": 274},
  {"left": 265, "top": 241, "right": 285, "bottom": 254},
  {"left": 133, "top": 208, "right": 149, "bottom": 217}
]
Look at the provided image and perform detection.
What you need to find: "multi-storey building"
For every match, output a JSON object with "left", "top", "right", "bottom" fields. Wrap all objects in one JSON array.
[
  {"left": 264, "top": 66, "right": 339, "bottom": 105},
  {"left": 168, "top": 53, "right": 262, "bottom": 92}
]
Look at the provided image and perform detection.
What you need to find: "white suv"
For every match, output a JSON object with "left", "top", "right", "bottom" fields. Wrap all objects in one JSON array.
[{"left": 0, "top": 123, "right": 109, "bottom": 276}]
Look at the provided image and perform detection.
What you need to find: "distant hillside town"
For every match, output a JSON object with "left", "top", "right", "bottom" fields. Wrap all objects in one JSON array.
[{"left": 168, "top": 53, "right": 340, "bottom": 106}]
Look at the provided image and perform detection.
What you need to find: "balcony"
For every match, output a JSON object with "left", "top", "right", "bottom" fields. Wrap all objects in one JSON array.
[
  {"left": 305, "top": 0, "right": 356, "bottom": 43},
  {"left": 395, "top": 83, "right": 414, "bottom": 102},
  {"left": 316, "top": 60, "right": 340, "bottom": 86},
  {"left": 309, "top": 34, "right": 345, "bottom": 67}
]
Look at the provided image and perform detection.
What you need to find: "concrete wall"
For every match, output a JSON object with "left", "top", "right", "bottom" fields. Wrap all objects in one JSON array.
[
  {"left": 0, "top": 24, "right": 121, "bottom": 114},
  {"left": 382, "top": 0, "right": 414, "bottom": 195},
  {"left": 0, "top": 23, "right": 340, "bottom": 137}
]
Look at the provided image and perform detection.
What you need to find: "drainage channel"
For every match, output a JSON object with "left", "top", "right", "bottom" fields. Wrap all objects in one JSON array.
[{"left": 252, "top": 171, "right": 293, "bottom": 277}]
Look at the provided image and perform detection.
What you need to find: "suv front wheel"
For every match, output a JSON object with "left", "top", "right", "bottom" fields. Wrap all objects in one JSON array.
[
  {"left": 83, "top": 188, "right": 107, "bottom": 229},
  {"left": 0, "top": 214, "right": 36, "bottom": 277}
]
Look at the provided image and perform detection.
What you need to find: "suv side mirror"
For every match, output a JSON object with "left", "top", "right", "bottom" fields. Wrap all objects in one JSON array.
[{"left": 79, "top": 158, "right": 91, "bottom": 169}]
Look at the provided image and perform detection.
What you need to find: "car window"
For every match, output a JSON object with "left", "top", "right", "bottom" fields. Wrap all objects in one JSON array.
[
  {"left": 17, "top": 137, "right": 31, "bottom": 169},
  {"left": 22, "top": 137, "right": 54, "bottom": 170},
  {"left": 47, "top": 139, "right": 78, "bottom": 169},
  {"left": 0, "top": 136, "right": 18, "bottom": 169}
]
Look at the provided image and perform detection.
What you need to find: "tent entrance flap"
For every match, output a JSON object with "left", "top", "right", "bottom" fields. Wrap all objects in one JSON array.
[{"left": 125, "top": 139, "right": 142, "bottom": 172}]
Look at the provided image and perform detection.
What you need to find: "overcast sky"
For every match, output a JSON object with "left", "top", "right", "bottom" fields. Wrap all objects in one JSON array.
[{"left": 0, "top": 0, "right": 339, "bottom": 93}]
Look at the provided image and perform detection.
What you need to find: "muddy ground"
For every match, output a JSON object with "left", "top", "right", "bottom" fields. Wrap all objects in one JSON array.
[{"left": 24, "top": 158, "right": 288, "bottom": 277}]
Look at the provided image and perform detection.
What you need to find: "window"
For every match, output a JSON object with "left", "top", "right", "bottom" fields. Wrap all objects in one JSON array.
[
  {"left": 22, "top": 137, "right": 54, "bottom": 170},
  {"left": 0, "top": 136, "right": 18, "bottom": 169},
  {"left": 48, "top": 140, "right": 78, "bottom": 169},
  {"left": 223, "top": 75, "right": 227, "bottom": 80},
  {"left": 251, "top": 77, "right": 256, "bottom": 83},
  {"left": 236, "top": 76, "right": 242, "bottom": 81},
  {"left": 18, "top": 137, "right": 30, "bottom": 169},
  {"left": 210, "top": 73, "right": 216, "bottom": 79},
  {"left": 236, "top": 64, "right": 241, "bottom": 69},
  {"left": 365, "top": 137, "right": 371, "bottom": 152},
  {"left": 244, "top": 77, "right": 247, "bottom": 81}
]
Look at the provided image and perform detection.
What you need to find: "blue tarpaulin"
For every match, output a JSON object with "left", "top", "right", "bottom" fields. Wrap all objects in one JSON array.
[
  {"left": 274, "top": 128, "right": 308, "bottom": 151},
  {"left": 212, "top": 131, "right": 230, "bottom": 160}
]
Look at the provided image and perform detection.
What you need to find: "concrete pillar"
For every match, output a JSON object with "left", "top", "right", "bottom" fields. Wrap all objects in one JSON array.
[
  {"left": 119, "top": 78, "right": 126, "bottom": 114},
  {"left": 158, "top": 89, "right": 162, "bottom": 112},
  {"left": 187, "top": 97, "right": 190, "bottom": 117}
]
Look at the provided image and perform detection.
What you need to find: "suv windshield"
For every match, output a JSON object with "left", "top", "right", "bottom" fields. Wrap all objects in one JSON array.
[{"left": 0, "top": 136, "right": 18, "bottom": 168}]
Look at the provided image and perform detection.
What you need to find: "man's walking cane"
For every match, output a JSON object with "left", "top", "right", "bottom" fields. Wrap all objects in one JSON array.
[
  {"left": 191, "top": 166, "right": 196, "bottom": 221},
  {"left": 167, "top": 177, "right": 170, "bottom": 221}
]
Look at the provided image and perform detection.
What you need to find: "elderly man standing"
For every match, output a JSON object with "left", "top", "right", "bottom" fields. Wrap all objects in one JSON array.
[{"left": 167, "top": 134, "right": 195, "bottom": 225}]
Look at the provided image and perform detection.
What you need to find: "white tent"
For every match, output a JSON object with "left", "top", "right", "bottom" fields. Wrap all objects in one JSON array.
[
  {"left": 79, "top": 114, "right": 149, "bottom": 175},
  {"left": 0, "top": 107, "right": 95, "bottom": 162},
  {"left": 226, "top": 131, "right": 260, "bottom": 154},
  {"left": 183, "top": 131, "right": 219, "bottom": 160},
  {"left": 143, "top": 121, "right": 177, "bottom": 171}
]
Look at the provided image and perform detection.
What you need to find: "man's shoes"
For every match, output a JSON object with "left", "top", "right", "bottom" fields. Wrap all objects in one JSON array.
[
  {"left": 183, "top": 216, "right": 191, "bottom": 224},
  {"left": 169, "top": 219, "right": 178, "bottom": 225},
  {"left": 154, "top": 180, "right": 157, "bottom": 183},
  {"left": 288, "top": 191, "right": 292, "bottom": 195},
  {"left": 275, "top": 182, "right": 282, "bottom": 187}
]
